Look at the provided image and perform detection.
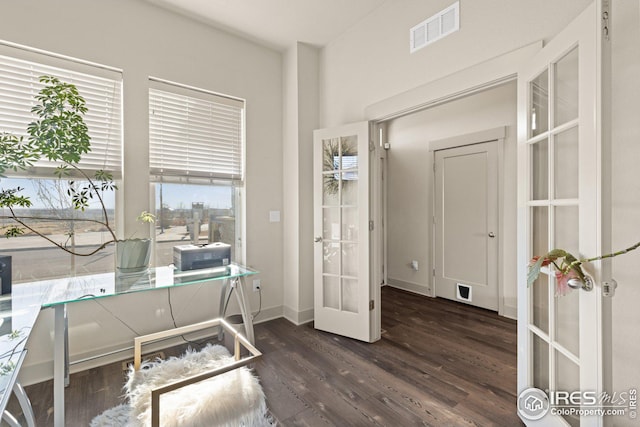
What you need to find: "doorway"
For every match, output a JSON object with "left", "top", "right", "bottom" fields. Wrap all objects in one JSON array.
[{"left": 383, "top": 81, "right": 517, "bottom": 319}]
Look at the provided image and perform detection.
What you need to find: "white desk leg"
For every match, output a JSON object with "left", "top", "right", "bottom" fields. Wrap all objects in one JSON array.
[
  {"left": 54, "top": 304, "right": 65, "bottom": 427},
  {"left": 12, "top": 382, "right": 36, "bottom": 427},
  {"left": 233, "top": 277, "right": 254, "bottom": 344},
  {"left": 64, "top": 306, "right": 69, "bottom": 387}
]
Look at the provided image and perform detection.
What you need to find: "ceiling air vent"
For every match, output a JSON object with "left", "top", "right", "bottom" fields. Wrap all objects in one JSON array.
[{"left": 410, "top": 1, "right": 460, "bottom": 53}]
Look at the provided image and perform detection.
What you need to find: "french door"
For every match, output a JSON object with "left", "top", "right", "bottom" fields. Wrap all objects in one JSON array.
[
  {"left": 313, "top": 121, "right": 378, "bottom": 342},
  {"left": 517, "top": 3, "right": 603, "bottom": 426}
]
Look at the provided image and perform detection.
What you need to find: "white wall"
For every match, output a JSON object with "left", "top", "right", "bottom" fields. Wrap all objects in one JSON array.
[
  {"left": 610, "top": 1, "right": 640, "bottom": 424},
  {"left": 283, "top": 45, "right": 300, "bottom": 321},
  {"left": 282, "top": 42, "right": 318, "bottom": 324},
  {"left": 386, "top": 82, "right": 517, "bottom": 316},
  {"left": 1, "top": 0, "right": 283, "bottom": 383},
  {"left": 320, "top": 0, "right": 592, "bottom": 127},
  {"left": 295, "top": 44, "right": 319, "bottom": 322}
]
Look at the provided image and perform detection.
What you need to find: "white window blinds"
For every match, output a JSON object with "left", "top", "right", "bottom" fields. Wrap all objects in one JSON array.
[
  {"left": 149, "top": 80, "right": 245, "bottom": 181},
  {"left": 0, "top": 48, "right": 122, "bottom": 177}
]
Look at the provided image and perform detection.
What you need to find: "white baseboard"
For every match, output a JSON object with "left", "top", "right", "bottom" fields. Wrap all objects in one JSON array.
[
  {"left": 252, "top": 305, "right": 284, "bottom": 324},
  {"left": 500, "top": 304, "right": 517, "bottom": 320},
  {"left": 387, "top": 277, "right": 433, "bottom": 297},
  {"left": 283, "top": 305, "right": 314, "bottom": 325}
]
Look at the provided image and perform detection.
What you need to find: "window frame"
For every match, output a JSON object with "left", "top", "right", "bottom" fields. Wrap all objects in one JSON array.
[
  {"left": 0, "top": 41, "right": 123, "bottom": 282},
  {"left": 147, "top": 78, "right": 246, "bottom": 266}
]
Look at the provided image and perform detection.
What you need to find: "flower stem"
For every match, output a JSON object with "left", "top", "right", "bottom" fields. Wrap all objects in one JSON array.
[{"left": 569, "top": 241, "right": 640, "bottom": 268}]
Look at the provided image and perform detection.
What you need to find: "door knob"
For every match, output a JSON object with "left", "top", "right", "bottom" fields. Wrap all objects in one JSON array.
[
  {"left": 488, "top": 232, "right": 495, "bottom": 238},
  {"left": 314, "top": 236, "right": 323, "bottom": 242}
]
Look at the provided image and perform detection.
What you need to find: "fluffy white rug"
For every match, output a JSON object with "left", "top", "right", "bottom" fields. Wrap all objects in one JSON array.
[
  {"left": 91, "top": 344, "right": 274, "bottom": 427},
  {"left": 90, "top": 404, "right": 130, "bottom": 427}
]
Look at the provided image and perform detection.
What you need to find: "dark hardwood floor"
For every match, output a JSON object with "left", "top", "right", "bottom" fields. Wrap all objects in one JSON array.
[{"left": 8, "top": 286, "right": 522, "bottom": 426}]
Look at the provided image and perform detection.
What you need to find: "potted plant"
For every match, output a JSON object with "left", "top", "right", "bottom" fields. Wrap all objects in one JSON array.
[
  {"left": 0, "top": 75, "right": 153, "bottom": 273},
  {"left": 116, "top": 212, "right": 156, "bottom": 273}
]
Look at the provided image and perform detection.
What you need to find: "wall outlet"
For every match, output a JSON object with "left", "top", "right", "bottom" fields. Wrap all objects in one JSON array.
[
  {"left": 410, "top": 260, "right": 419, "bottom": 271},
  {"left": 253, "top": 279, "right": 261, "bottom": 292}
]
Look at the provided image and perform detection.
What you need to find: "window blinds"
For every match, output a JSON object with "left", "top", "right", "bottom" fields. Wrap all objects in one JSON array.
[
  {"left": 0, "top": 52, "right": 122, "bottom": 177},
  {"left": 149, "top": 82, "right": 244, "bottom": 181}
]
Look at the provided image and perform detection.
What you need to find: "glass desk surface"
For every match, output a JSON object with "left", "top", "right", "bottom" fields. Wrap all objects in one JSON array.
[
  {"left": 31, "top": 263, "right": 257, "bottom": 307},
  {"left": 0, "top": 294, "right": 40, "bottom": 370},
  {"left": 0, "top": 263, "right": 257, "bottom": 340}
]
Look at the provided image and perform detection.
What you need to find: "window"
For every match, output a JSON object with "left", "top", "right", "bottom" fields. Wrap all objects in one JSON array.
[
  {"left": 0, "top": 43, "right": 122, "bottom": 282},
  {"left": 148, "top": 79, "right": 245, "bottom": 266}
]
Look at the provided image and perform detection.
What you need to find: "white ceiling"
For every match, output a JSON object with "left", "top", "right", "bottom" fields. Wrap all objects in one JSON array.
[{"left": 145, "top": 0, "right": 387, "bottom": 51}]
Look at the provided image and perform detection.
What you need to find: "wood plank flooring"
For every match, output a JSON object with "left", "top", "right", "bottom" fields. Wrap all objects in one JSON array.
[{"left": 8, "top": 286, "right": 522, "bottom": 426}]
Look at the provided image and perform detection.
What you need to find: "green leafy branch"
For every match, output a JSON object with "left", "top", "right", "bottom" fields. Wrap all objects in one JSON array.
[{"left": 0, "top": 76, "right": 120, "bottom": 255}]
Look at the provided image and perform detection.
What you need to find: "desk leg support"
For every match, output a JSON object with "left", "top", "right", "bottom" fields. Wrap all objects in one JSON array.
[
  {"left": 234, "top": 277, "right": 255, "bottom": 345},
  {"left": 54, "top": 304, "right": 66, "bottom": 427},
  {"left": 12, "top": 382, "right": 36, "bottom": 427},
  {"left": 1, "top": 410, "right": 20, "bottom": 427},
  {"left": 218, "top": 281, "right": 229, "bottom": 341}
]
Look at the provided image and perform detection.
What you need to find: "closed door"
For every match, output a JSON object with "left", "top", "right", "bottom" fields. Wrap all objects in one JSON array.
[{"left": 434, "top": 141, "right": 498, "bottom": 311}]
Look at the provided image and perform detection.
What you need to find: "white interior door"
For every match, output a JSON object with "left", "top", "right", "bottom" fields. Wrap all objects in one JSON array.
[
  {"left": 313, "top": 121, "right": 375, "bottom": 342},
  {"left": 517, "top": 3, "right": 602, "bottom": 426},
  {"left": 434, "top": 141, "right": 499, "bottom": 311}
]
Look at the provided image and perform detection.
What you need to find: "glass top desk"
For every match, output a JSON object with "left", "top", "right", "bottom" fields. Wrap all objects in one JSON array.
[
  {"left": 2, "top": 263, "right": 257, "bottom": 427},
  {"left": 0, "top": 293, "right": 39, "bottom": 427}
]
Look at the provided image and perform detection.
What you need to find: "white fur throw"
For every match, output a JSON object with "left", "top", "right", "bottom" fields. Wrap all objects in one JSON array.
[{"left": 91, "top": 344, "right": 272, "bottom": 427}]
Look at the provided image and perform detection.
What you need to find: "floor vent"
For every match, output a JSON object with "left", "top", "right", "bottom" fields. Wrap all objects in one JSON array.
[
  {"left": 456, "top": 283, "right": 472, "bottom": 302},
  {"left": 410, "top": 1, "right": 460, "bottom": 53}
]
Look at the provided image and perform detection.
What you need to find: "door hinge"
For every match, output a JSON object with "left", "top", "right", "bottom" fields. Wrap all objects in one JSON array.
[
  {"left": 602, "top": 1, "right": 610, "bottom": 41},
  {"left": 433, "top": 268, "right": 435, "bottom": 277},
  {"left": 369, "top": 140, "right": 376, "bottom": 152},
  {"left": 369, "top": 220, "right": 374, "bottom": 231},
  {"left": 369, "top": 300, "right": 374, "bottom": 310}
]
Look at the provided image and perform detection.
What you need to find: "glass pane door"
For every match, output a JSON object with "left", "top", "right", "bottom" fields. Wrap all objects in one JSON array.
[
  {"left": 321, "top": 135, "right": 360, "bottom": 313},
  {"left": 313, "top": 121, "right": 372, "bottom": 342},
  {"left": 518, "top": 5, "right": 602, "bottom": 426},
  {"left": 527, "top": 46, "right": 581, "bottom": 427}
]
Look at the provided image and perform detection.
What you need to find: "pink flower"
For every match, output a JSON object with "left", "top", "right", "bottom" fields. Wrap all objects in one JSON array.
[
  {"left": 555, "top": 269, "right": 579, "bottom": 296},
  {"left": 529, "top": 255, "right": 552, "bottom": 267}
]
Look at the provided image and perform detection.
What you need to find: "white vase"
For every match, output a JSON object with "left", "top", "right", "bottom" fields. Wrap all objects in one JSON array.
[{"left": 115, "top": 239, "right": 152, "bottom": 273}]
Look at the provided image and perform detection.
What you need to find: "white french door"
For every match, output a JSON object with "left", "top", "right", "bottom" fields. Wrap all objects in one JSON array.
[
  {"left": 517, "top": 3, "right": 603, "bottom": 427},
  {"left": 313, "top": 121, "right": 377, "bottom": 342}
]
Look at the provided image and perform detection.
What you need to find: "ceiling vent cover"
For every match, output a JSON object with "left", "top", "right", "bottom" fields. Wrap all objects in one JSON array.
[{"left": 410, "top": 1, "right": 460, "bottom": 53}]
